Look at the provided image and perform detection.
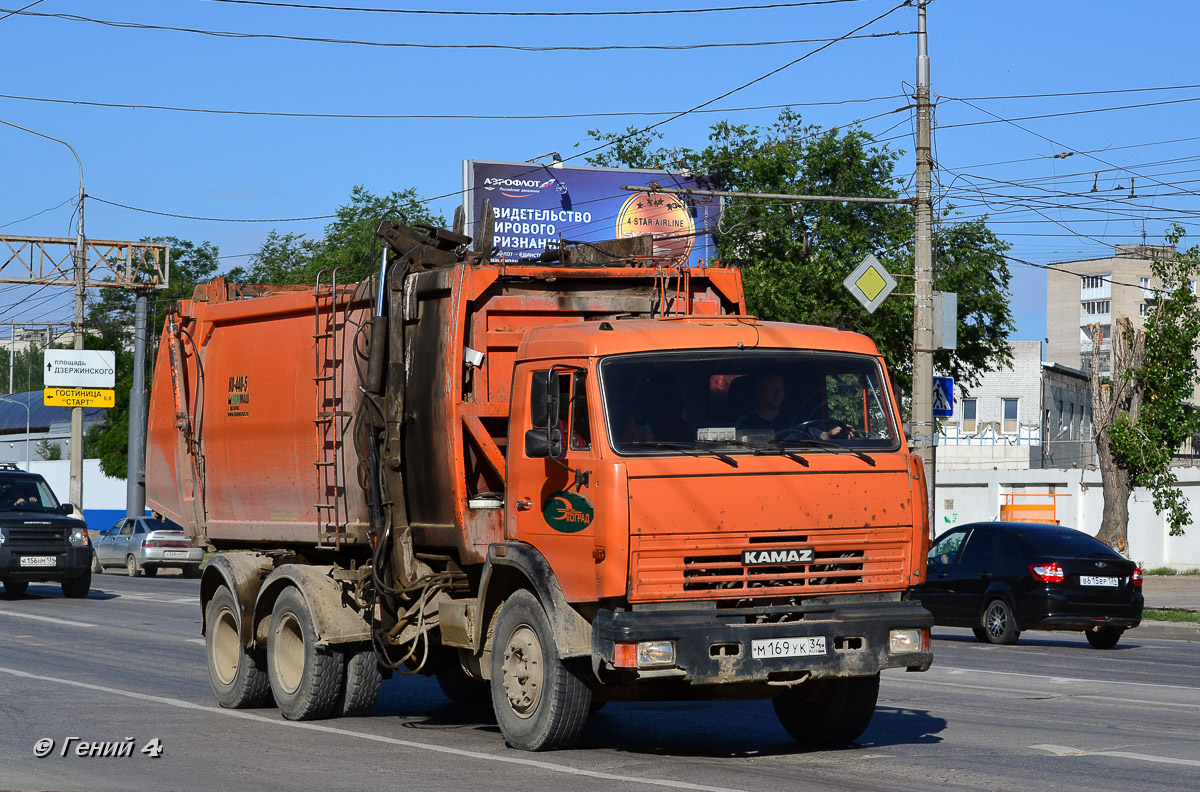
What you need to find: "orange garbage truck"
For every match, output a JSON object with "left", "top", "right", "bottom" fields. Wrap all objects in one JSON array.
[{"left": 147, "top": 218, "right": 932, "bottom": 751}]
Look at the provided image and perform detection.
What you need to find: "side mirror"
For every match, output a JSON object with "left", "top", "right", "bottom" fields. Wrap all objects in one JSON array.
[
  {"left": 60, "top": 503, "right": 74, "bottom": 516},
  {"left": 525, "top": 427, "right": 564, "bottom": 460},
  {"left": 529, "top": 370, "right": 559, "bottom": 430}
]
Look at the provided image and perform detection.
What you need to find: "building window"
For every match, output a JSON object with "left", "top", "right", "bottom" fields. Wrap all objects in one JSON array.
[
  {"left": 1140, "top": 302, "right": 1149, "bottom": 317},
  {"left": 1002, "top": 398, "right": 1018, "bottom": 434},
  {"left": 1081, "top": 275, "right": 1108, "bottom": 289},
  {"left": 1081, "top": 300, "right": 1111, "bottom": 316},
  {"left": 1141, "top": 277, "right": 1150, "bottom": 289},
  {"left": 962, "top": 398, "right": 977, "bottom": 433}
]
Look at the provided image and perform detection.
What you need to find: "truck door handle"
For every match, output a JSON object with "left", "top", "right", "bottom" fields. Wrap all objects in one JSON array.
[{"left": 516, "top": 500, "right": 533, "bottom": 511}]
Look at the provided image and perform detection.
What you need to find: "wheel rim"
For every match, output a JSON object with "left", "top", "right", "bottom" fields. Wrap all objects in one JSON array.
[
  {"left": 500, "top": 623, "right": 544, "bottom": 719},
  {"left": 127, "top": 556, "right": 136, "bottom": 575},
  {"left": 211, "top": 606, "right": 241, "bottom": 686},
  {"left": 986, "top": 602, "right": 1008, "bottom": 639},
  {"left": 273, "top": 611, "right": 306, "bottom": 695}
]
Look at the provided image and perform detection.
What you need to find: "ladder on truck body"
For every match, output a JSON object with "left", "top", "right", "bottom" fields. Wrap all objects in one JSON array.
[{"left": 313, "top": 268, "right": 351, "bottom": 548}]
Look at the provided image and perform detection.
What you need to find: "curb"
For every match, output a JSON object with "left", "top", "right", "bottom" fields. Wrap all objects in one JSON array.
[{"left": 1132, "top": 620, "right": 1200, "bottom": 642}]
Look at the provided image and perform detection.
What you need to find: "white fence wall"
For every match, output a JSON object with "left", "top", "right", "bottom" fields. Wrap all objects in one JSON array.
[{"left": 936, "top": 467, "right": 1200, "bottom": 571}]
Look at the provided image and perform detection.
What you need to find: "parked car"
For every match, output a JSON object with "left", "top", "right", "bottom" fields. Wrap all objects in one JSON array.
[
  {"left": 92, "top": 517, "right": 204, "bottom": 577},
  {"left": 0, "top": 463, "right": 91, "bottom": 598},
  {"left": 910, "top": 521, "right": 1143, "bottom": 648}
]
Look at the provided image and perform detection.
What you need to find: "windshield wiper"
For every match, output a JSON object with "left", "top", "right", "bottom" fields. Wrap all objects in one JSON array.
[
  {"left": 771, "top": 438, "right": 875, "bottom": 466},
  {"left": 623, "top": 441, "right": 739, "bottom": 468}
]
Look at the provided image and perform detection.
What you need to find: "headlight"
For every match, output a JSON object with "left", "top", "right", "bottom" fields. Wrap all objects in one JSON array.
[
  {"left": 889, "top": 628, "right": 926, "bottom": 654},
  {"left": 69, "top": 527, "right": 88, "bottom": 547},
  {"left": 636, "top": 640, "right": 676, "bottom": 668}
]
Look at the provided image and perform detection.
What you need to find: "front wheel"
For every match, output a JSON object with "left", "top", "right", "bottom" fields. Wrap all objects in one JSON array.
[
  {"left": 490, "top": 589, "right": 592, "bottom": 751},
  {"left": 91, "top": 552, "right": 103, "bottom": 574},
  {"left": 267, "top": 587, "right": 345, "bottom": 720},
  {"left": 1085, "top": 626, "right": 1123, "bottom": 649},
  {"left": 981, "top": 598, "right": 1020, "bottom": 645},
  {"left": 773, "top": 673, "right": 880, "bottom": 745},
  {"left": 2, "top": 579, "right": 28, "bottom": 597},
  {"left": 205, "top": 586, "right": 272, "bottom": 709},
  {"left": 126, "top": 555, "right": 140, "bottom": 577},
  {"left": 61, "top": 569, "right": 91, "bottom": 599}
]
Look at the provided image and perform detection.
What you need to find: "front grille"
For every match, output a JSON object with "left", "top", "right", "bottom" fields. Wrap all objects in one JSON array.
[
  {"left": 682, "top": 549, "right": 866, "bottom": 591},
  {"left": 4, "top": 526, "right": 69, "bottom": 548},
  {"left": 631, "top": 528, "right": 912, "bottom": 602}
]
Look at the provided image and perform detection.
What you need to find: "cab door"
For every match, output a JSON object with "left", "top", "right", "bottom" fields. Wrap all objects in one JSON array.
[{"left": 508, "top": 364, "right": 601, "bottom": 601}]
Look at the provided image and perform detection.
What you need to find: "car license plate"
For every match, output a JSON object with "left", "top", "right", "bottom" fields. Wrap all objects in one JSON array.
[
  {"left": 1080, "top": 575, "right": 1118, "bottom": 587},
  {"left": 163, "top": 551, "right": 190, "bottom": 559},
  {"left": 19, "top": 555, "right": 56, "bottom": 568},
  {"left": 751, "top": 636, "right": 826, "bottom": 659}
]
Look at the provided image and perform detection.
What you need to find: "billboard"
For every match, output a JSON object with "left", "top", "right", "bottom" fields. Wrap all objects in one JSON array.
[{"left": 463, "top": 160, "right": 722, "bottom": 267}]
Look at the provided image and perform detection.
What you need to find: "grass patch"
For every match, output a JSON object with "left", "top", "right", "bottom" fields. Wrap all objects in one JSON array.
[
  {"left": 1142, "top": 567, "right": 1200, "bottom": 576},
  {"left": 1143, "top": 607, "right": 1200, "bottom": 623}
]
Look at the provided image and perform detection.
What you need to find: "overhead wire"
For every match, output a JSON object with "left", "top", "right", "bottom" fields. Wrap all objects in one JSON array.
[{"left": 196, "top": 0, "right": 873, "bottom": 15}]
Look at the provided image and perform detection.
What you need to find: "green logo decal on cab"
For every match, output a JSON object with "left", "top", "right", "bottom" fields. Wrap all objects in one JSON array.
[{"left": 542, "top": 491, "right": 594, "bottom": 533}]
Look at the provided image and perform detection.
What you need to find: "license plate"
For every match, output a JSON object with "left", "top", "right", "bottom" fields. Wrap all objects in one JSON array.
[
  {"left": 163, "top": 551, "right": 190, "bottom": 559},
  {"left": 19, "top": 555, "right": 56, "bottom": 568},
  {"left": 751, "top": 636, "right": 827, "bottom": 659},
  {"left": 1080, "top": 576, "right": 1118, "bottom": 587}
]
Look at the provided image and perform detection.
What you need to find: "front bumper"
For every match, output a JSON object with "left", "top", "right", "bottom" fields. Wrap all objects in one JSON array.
[
  {"left": 592, "top": 598, "right": 933, "bottom": 685},
  {"left": 0, "top": 546, "right": 91, "bottom": 581}
]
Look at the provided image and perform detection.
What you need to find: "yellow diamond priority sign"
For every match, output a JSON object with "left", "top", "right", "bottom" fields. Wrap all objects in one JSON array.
[
  {"left": 44, "top": 388, "right": 115, "bottom": 408},
  {"left": 843, "top": 253, "right": 897, "bottom": 314}
]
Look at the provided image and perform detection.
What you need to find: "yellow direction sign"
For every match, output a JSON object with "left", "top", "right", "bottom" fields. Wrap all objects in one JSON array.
[
  {"left": 43, "top": 388, "right": 115, "bottom": 408},
  {"left": 843, "top": 253, "right": 898, "bottom": 314}
]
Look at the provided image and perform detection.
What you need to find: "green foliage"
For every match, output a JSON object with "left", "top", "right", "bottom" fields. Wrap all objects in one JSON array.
[
  {"left": 36, "top": 438, "right": 62, "bottom": 461},
  {"left": 1107, "top": 226, "right": 1200, "bottom": 537},
  {"left": 228, "top": 185, "right": 445, "bottom": 285},
  {"left": 3, "top": 341, "right": 47, "bottom": 395},
  {"left": 586, "top": 110, "right": 1015, "bottom": 405}
]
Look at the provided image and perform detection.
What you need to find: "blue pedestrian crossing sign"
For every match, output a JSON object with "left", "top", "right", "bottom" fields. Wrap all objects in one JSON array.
[{"left": 933, "top": 376, "right": 953, "bottom": 417}]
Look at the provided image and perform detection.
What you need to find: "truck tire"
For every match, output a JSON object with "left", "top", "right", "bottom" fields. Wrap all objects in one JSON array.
[
  {"left": 339, "top": 644, "right": 382, "bottom": 717},
  {"left": 490, "top": 589, "right": 592, "bottom": 751},
  {"left": 205, "top": 586, "right": 272, "bottom": 709},
  {"left": 2, "top": 580, "right": 28, "bottom": 597},
  {"left": 267, "top": 586, "right": 345, "bottom": 720},
  {"left": 773, "top": 673, "right": 880, "bottom": 745},
  {"left": 61, "top": 569, "right": 91, "bottom": 599}
]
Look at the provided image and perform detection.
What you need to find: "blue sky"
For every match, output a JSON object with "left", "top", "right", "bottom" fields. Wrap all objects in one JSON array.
[{"left": 3, "top": 0, "right": 1199, "bottom": 349}]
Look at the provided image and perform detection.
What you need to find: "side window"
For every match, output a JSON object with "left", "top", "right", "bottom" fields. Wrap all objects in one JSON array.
[
  {"left": 120, "top": 523, "right": 134, "bottom": 536},
  {"left": 960, "top": 530, "right": 996, "bottom": 566},
  {"left": 929, "top": 529, "right": 968, "bottom": 565},
  {"left": 569, "top": 370, "right": 591, "bottom": 451},
  {"left": 135, "top": 523, "right": 147, "bottom": 535}
]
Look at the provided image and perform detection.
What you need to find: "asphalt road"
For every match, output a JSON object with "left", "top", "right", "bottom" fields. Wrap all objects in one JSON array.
[{"left": 2, "top": 574, "right": 1198, "bottom": 792}]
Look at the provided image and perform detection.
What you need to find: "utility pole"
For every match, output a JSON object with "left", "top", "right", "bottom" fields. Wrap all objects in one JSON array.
[
  {"left": 126, "top": 292, "right": 149, "bottom": 517},
  {"left": 912, "top": 0, "right": 936, "bottom": 535},
  {"left": 70, "top": 165, "right": 87, "bottom": 511}
]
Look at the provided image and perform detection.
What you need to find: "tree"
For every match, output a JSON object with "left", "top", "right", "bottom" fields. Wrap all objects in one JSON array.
[
  {"left": 1090, "top": 228, "right": 1200, "bottom": 552},
  {"left": 586, "top": 110, "right": 1015, "bottom": 403},
  {"left": 229, "top": 185, "right": 445, "bottom": 285},
  {"left": 4, "top": 341, "right": 48, "bottom": 395}
]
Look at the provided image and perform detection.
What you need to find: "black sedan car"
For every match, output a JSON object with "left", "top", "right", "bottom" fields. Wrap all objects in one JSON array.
[{"left": 911, "top": 521, "right": 1143, "bottom": 648}]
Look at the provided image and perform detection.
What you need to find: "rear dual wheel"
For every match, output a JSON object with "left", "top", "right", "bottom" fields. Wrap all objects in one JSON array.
[
  {"left": 205, "top": 586, "right": 272, "bottom": 709},
  {"left": 267, "top": 587, "right": 345, "bottom": 720}
]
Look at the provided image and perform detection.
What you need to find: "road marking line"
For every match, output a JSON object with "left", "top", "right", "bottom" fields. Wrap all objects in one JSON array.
[
  {"left": 185, "top": 638, "right": 205, "bottom": 645},
  {"left": 0, "top": 665, "right": 745, "bottom": 792},
  {"left": 106, "top": 592, "right": 196, "bottom": 605},
  {"left": 933, "top": 665, "right": 1200, "bottom": 693},
  {"left": 0, "top": 609, "right": 95, "bottom": 628},
  {"left": 1032, "top": 744, "right": 1200, "bottom": 767},
  {"left": 903, "top": 678, "right": 1200, "bottom": 709}
]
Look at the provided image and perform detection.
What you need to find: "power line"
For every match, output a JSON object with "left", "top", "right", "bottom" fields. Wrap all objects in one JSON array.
[
  {"left": 3, "top": 8, "right": 911, "bottom": 51},
  {"left": 0, "top": 195, "right": 74, "bottom": 230},
  {"left": 0, "top": 91, "right": 905, "bottom": 121},
  {"left": 938, "top": 94, "right": 1200, "bottom": 131},
  {"left": 197, "top": 0, "right": 872, "bottom": 16},
  {"left": 88, "top": 196, "right": 337, "bottom": 223},
  {"left": 949, "top": 82, "right": 1200, "bottom": 102}
]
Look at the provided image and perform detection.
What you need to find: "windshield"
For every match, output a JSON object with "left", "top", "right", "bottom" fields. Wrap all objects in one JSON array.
[
  {"left": 600, "top": 350, "right": 899, "bottom": 455},
  {"left": 0, "top": 477, "right": 61, "bottom": 513}
]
